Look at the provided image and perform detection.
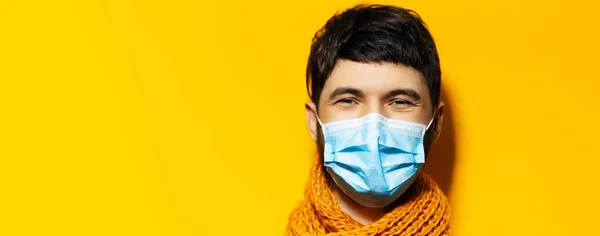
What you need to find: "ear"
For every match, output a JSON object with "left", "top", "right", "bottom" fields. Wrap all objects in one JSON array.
[
  {"left": 432, "top": 101, "right": 445, "bottom": 143},
  {"left": 305, "top": 101, "right": 318, "bottom": 141}
]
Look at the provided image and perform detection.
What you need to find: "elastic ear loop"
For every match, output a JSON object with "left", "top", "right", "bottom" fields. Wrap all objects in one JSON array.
[
  {"left": 423, "top": 110, "right": 436, "bottom": 136},
  {"left": 315, "top": 114, "right": 324, "bottom": 127}
]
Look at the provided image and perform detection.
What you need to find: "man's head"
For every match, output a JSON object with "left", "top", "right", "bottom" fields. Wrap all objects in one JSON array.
[{"left": 305, "top": 4, "right": 444, "bottom": 157}]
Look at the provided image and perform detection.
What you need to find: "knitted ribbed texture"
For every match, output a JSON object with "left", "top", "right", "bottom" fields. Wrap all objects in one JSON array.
[{"left": 286, "top": 159, "right": 450, "bottom": 235}]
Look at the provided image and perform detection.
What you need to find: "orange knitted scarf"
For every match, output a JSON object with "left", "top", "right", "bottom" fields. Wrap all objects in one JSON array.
[{"left": 286, "top": 159, "right": 450, "bottom": 235}]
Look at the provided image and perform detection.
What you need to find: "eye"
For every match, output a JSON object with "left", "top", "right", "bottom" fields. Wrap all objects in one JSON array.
[
  {"left": 390, "top": 99, "right": 414, "bottom": 109},
  {"left": 335, "top": 98, "right": 358, "bottom": 106}
]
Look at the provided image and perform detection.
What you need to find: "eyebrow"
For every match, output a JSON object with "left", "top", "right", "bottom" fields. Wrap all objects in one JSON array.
[
  {"left": 383, "top": 88, "right": 422, "bottom": 102},
  {"left": 328, "top": 87, "right": 365, "bottom": 100},
  {"left": 327, "top": 87, "right": 422, "bottom": 102}
]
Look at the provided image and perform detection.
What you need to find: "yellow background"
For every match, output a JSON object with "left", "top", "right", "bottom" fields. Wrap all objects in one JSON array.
[{"left": 1, "top": 0, "right": 599, "bottom": 235}]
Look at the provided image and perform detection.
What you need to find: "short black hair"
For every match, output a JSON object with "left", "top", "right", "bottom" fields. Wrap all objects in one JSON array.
[{"left": 306, "top": 4, "right": 440, "bottom": 111}]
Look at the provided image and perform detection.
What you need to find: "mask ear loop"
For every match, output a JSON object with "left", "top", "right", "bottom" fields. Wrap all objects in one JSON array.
[
  {"left": 315, "top": 114, "right": 324, "bottom": 127},
  {"left": 423, "top": 109, "right": 436, "bottom": 136}
]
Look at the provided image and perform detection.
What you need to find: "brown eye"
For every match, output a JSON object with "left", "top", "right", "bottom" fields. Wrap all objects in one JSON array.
[
  {"left": 335, "top": 98, "right": 358, "bottom": 106},
  {"left": 390, "top": 99, "right": 413, "bottom": 109}
]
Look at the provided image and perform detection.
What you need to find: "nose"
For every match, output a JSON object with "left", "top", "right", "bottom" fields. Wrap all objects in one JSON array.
[{"left": 361, "top": 100, "right": 388, "bottom": 118}]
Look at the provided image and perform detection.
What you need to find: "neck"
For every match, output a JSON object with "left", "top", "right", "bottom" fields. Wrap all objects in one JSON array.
[{"left": 328, "top": 178, "right": 389, "bottom": 225}]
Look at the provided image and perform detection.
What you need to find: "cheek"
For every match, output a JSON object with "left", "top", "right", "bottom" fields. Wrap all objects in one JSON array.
[
  {"left": 320, "top": 106, "right": 363, "bottom": 123},
  {"left": 386, "top": 106, "right": 432, "bottom": 125}
]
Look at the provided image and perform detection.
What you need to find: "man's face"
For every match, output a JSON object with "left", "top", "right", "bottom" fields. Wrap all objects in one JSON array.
[
  {"left": 306, "top": 60, "right": 438, "bottom": 145},
  {"left": 306, "top": 60, "right": 443, "bottom": 156},
  {"left": 318, "top": 60, "right": 433, "bottom": 124}
]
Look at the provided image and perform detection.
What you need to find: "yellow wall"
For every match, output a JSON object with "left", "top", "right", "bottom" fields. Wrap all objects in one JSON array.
[{"left": 1, "top": 0, "right": 599, "bottom": 235}]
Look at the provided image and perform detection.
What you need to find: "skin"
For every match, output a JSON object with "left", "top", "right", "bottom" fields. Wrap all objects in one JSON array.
[{"left": 305, "top": 59, "right": 445, "bottom": 225}]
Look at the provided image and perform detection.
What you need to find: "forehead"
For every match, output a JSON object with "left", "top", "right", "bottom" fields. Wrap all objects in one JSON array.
[{"left": 323, "top": 60, "right": 428, "bottom": 94}]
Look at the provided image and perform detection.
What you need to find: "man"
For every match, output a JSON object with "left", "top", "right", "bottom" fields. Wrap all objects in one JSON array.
[{"left": 286, "top": 4, "right": 450, "bottom": 235}]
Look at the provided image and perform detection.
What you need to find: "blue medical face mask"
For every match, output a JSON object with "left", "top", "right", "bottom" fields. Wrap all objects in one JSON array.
[{"left": 316, "top": 113, "right": 434, "bottom": 208}]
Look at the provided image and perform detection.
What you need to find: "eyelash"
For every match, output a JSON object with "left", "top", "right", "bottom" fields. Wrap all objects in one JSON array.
[
  {"left": 391, "top": 100, "right": 413, "bottom": 106},
  {"left": 335, "top": 98, "right": 358, "bottom": 105},
  {"left": 334, "top": 98, "right": 414, "bottom": 107}
]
